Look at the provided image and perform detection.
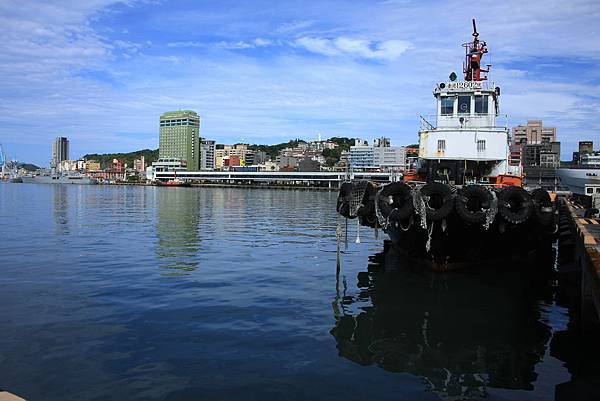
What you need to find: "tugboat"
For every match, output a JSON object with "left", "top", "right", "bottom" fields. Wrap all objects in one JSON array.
[{"left": 337, "top": 20, "right": 557, "bottom": 270}]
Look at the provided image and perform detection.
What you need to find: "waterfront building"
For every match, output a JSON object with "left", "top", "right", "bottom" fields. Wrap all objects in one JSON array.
[
  {"left": 215, "top": 144, "right": 255, "bottom": 168},
  {"left": 512, "top": 120, "right": 556, "bottom": 145},
  {"left": 580, "top": 141, "right": 593, "bottom": 154},
  {"left": 52, "top": 137, "right": 69, "bottom": 169},
  {"left": 201, "top": 140, "right": 216, "bottom": 170},
  {"left": 573, "top": 141, "right": 594, "bottom": 164},
  {"left": 133, "top": 156, "right": 145, "bottom": 173},
  {"left": 257, "top": 161, "right": 279, "bottom": 171},
  {"left": 510, "top": 120, "right": 558, "bottom": 170},
  {"left": 349, "top": 137, "right": 406, "bottom": 170},
  {"left": 159, "top": 110, "right": 200, "bottom": 171},
  {"left": 84, "top": 160, "right": 101, "bottom": 171},
  {"left": 58, "top": 159, "right": 78, "bottom": 172},
  {"left": 277, "top": 155, "right": 298, "bottom": 169}
]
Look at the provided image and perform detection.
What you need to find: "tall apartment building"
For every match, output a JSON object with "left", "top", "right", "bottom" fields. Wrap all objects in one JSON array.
[
  {"left": 52, "top": 137, "right": 69, "bottom": 169},
  {"left": 200, "top": 140, "right": 216, "bottom": 170},
  {"left": 512, "top": 120, "right": 556, "bottom": 145},
  {"left": 509, "top": 120, "right": 557, "bottom": 167},
  {"left": 159, "top": 110, "right": 200, "bottom": 171}
]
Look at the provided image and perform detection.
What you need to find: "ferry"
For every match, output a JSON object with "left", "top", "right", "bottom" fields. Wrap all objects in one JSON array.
[{"left": 336, "top": 20, "right": 557, "bottom": 271}]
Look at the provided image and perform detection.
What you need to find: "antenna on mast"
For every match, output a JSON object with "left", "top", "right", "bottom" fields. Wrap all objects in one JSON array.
[{"left": 463, "top": 19, "right": 490, "bottom": 81}]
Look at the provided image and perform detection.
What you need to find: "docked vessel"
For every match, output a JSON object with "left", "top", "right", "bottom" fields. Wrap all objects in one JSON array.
[
  {"left": 22, "top": 173, "right": 98, "bottom": 185},
  {"left": 336, "top": 21, "right": 557, "bottom": 270},
  {"left": 155, "top": 178, "right": 191, "bottom": 187},
  {"left": 557, "top": 167, "right": 600, "bottom": 196}
]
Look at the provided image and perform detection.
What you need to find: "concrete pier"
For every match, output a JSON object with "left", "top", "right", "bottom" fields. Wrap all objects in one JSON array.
[{"left": 565, "top": 199, "right": 600, "bottom": 326}]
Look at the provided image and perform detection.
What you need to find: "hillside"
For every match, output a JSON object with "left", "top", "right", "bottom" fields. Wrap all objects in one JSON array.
[
  {"left": 82, "top": 149, "right": 159, "bottom": 168},
  {"left": 82, "top": 137, "right": 355, "bottom": 168}
]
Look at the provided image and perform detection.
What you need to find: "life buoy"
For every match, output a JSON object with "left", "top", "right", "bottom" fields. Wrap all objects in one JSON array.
[
  {"left": 498, "top": 186, "right": 533, "bottom": 224},
  {"left": 377, "top": 182, "right": 414, "bottom": 221},
  {"left": 455, "top": 185, "right": 494, "bottom": 225},
  {"left": 531, "top": 188, "right": 554, "bottom": 227},
  {"left": 420, "top": 182, "right": 454, "bottom": 221}
]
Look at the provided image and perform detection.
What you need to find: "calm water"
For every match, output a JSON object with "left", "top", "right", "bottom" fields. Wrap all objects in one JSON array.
[{"left": 0, "top": 183, "right": 596, "bottom": 400}]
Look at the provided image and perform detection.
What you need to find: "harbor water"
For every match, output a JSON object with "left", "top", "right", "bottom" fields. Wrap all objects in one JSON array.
[{"left": 0, "top": 183, "right": 597, "bottom": 400}]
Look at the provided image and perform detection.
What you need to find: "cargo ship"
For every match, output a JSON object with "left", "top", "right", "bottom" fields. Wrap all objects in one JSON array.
[{"left": 336, "top": 20, "right": 557, "bottom": 271}]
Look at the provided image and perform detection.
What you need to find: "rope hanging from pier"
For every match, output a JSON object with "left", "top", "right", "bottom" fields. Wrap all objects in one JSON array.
[
  {"left": 355, "top": 218, "right": 361, "bottom": 244},
  {"left": 412, "top": 187, "right": 428, "bottom": 230}
]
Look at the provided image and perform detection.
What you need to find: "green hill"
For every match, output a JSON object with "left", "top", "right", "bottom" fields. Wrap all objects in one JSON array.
[{"left": 82, "top": 149, "right": 158, "bottom": 168}]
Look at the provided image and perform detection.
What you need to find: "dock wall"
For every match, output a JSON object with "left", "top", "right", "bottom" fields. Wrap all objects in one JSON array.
[{"left": 566, "top": 200, "right": 600, "bottom": 325}]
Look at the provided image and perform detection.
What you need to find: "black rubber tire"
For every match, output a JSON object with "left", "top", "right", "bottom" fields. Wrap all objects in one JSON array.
[
  {"left": 455, "top": 185, "right": 493, "bottom": 225},
  {"left": 377, "top": 182, "right": 414, "bottom": 221},
  {"left": 498, "top": 186, "right": 533, "bottom": 224},
  {"left": 531, "top": 188, "right": 554, "bottom": 227},
  {"left": 336, "top": 182, "right": 353, "bottom": 217},
  {"left": 356, "top": 182, "right": 378, "bottom": 217},
  {"left": 420, "top": 182, "right": 454, "bottom": 221}
]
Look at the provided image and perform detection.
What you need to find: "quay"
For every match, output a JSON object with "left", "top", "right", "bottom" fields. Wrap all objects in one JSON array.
[
  {"left": 153, "top": 170, "right": 398, "bottom": 188},
  {"left": 563, "top": 198, "right": 600, "bottom": 327}
]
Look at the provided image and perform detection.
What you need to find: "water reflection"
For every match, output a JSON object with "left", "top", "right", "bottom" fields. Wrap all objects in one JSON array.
[
  {"left": 52, "top": 185, "right": 69, "bottom": 235},
  {"left": 156, "top": 188, "right": 201, "bottom": 274},
  {"left": 331, "top": 248, "right": 554, "bottom": 400}
]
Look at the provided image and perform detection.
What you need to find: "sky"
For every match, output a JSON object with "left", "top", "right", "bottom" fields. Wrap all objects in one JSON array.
[{"left": 1, "top": 0, "right": 600, "bottom": 166}]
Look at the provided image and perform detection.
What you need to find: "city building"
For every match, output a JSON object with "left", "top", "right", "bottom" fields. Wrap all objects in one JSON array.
[
  {"left": 200, "top": 140, "right": 216, "bottom": 170},
  {"left": 52, "top": 137, "right": 69, "bottom": 169},
  {"left": 215, "top": 144, "right": 255, "bottom": 168},
  {"left": 146, "top": 158, "right": 188, "bottom": 181},
  {"left": 512, "top": 120, "right": 556, "bottom": 145},
  {"left": 348, "top": 139, "right": 374, "bottom": 168},
  {"left": 579, "top": 141, "right": 593, "bottom": 154},
  {"left": 133, "top": 156, "right": 145, "bottom": 173},
  {"left": 159, "top": 110, "right": 200, "bottom": 171},
  {"left": 509, "top": 120, "right": 558, "bottom": 172},
  {"left": 84, "top": 160, "right": 101, "bottom": 171},
  {"left": 573, "top": 141, "right": 594, "bottom": 164},
  {"left": 349, "top": 137, "right": 406, "bottom": 170}
]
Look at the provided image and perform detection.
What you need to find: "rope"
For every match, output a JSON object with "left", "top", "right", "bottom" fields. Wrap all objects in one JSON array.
[
  {"left": 355, "top": 218, "right": 361, "bottom": 243},
  {"left": 412, "top": 187, "right": 428, "bottom": 230},
  {"left": 425, "top": 220, "right": 434, "bottom": 252},
  {"left": 483, "top": 189, "right": 498, "bottom": 230},
  {"left": 399, "top": 215, "right": 413, "bottom": 231}
]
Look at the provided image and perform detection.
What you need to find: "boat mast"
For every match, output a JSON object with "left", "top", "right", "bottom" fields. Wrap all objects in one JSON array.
[{"left": 463, "top": 19, "right": 490, "bottom": 81}]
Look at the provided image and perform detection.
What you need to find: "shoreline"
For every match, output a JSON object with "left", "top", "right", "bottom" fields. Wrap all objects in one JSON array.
[{"left": 103, "top": 181, "right": 339, "bottom": 191}]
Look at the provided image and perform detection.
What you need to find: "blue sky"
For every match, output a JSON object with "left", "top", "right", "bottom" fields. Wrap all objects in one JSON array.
[{"left": 1, "top": 0, "right": 600, "bottom": 166}]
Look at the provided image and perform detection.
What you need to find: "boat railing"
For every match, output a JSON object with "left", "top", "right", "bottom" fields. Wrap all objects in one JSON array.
[{"left": 419, "top": 114, "right": 509, "bottom": 130}]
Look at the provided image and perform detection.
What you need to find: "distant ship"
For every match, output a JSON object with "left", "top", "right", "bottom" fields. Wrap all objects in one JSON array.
[
  {"left": 21, "top": 174, "right": 98, "bottom": 185},
  {"left": 557, "top": 167, "right": 600, "bottom": 196}
]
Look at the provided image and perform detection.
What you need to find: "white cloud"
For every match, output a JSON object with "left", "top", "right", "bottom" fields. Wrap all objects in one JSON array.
[
  {"left": 167, "top": 41, "right": 204, "bottom": 48},
  {"left": 215, "top": 38, "right": 273, "bottom": 50},
  {"left": 295, "top": 36, "right": 411, "bottom": 61}
]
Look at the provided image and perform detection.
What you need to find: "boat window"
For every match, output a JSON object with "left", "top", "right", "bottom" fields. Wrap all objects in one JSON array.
[
  {"left": 441, "top": 97, "right": 454, "bottom": 115},
  {"left": 475, "top": 95, "right": 488, "bottom": 113},
  {"left": 587, "top": 188, "right": 594, "bottom": 194},
  {"left": 596, "top": 188, "right": 600, "bottom": 194},
  {"left": 458, "top": 95, "right": 471, "bottom": 114}
]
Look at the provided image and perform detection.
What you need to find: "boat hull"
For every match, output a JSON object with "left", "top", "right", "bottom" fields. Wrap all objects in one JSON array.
[{"left": 21, "top": 176, "right": 98, "bottom": 185}]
